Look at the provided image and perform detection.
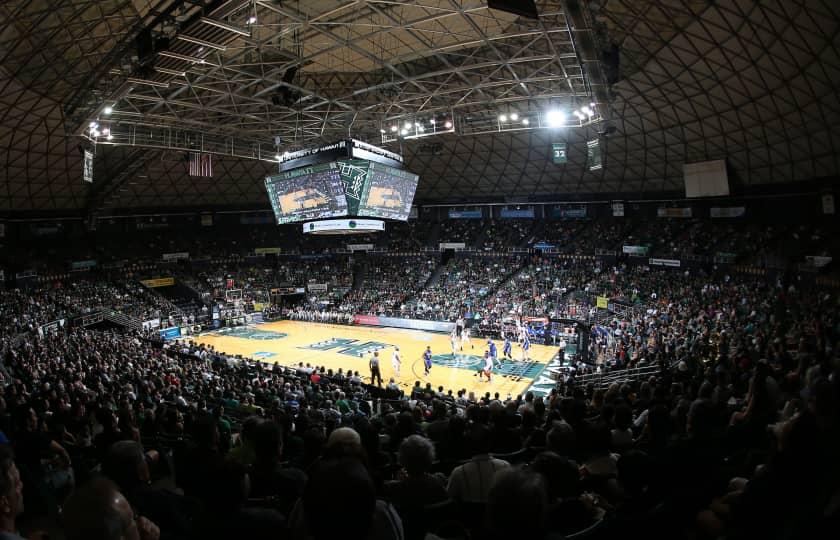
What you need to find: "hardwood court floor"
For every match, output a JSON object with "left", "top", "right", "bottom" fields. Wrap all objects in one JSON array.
[{"left": 185, "top": 320, "right": 558, "bottom": 398}]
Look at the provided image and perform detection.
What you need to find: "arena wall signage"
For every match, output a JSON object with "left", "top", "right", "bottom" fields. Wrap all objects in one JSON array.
[
  {"left": 649, "top": 258, "right": 681, "bottom": 267},
  {"left": 254, "top": 247, "right": 283, "bottom": 255},
  {"left": 447, "top": 209, "right": 483, "bottom": 219},
  {"left": 353, "top": 314, "right": 456, "bottom": 333},
  {"left": 500, "top": 207, "right": 535, "bottom": 218},
  {"left": 657, "top": 207, "right": 692, "bottom": 218},
  {"left": 439, "top": 242, "right": 467, "bottom": 250},
  {"left": 307, "top": 283, "right": 328, "bottom": 292},
  {"left": 140, "top": 277, "right": 175, "bottom": 288},
  {"left": 347, "top": 244, "right": 374, "bottom": 251},
  {"left": 302, "top": 219, "right": 385, "bottom": 234},
  {"left": 70, "top": 260, "right": 98, "bottom": 271},
  {"left": 710, "top": 206, "right": 746, "bottom": 218},
  {"left": 553, "top": 206, "right": 587, "bottom": 219},
  {"left": 622, "top": 245, "right": 649, "bottom": 256},
  {"left": 278, "top": 139, "right": 404, "bottom": 172},
  {"left": 162, "top": 252, "right": 189, "bottom": 261}
]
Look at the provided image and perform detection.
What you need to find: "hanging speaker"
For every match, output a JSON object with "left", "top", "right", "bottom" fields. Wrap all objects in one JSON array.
[{"left": 487, "top": 0, "right": 539, "bottom": 19}]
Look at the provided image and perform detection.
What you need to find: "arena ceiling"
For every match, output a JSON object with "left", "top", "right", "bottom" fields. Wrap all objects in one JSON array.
[{"left": 0, "top": 0, "right": 838, "bottom": 214}]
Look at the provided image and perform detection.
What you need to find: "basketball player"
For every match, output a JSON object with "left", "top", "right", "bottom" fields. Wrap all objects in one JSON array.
[
  {"left": 521, "top": 333, "right": 531, "bottom": 361},
  {"left": 480, "top": 350, "right": 493, "bottom": 382},
  {"left": 369, "top": 350, "right": 383, "bottom": 387},
  {"left": 423, "top": 346, "right": 433, "bottom": 376},
  {"left": 455, "top": 316, "right": 464, "bottom": 341},
  {"left": 487, "top": 339, "right": 499, "bottom": 368},
  {"left": 450, "top": 331, "right": 459, "bottom": 357},
  {"left": 503, "top": 334, "right": 513, "bottom": 360},
  {"left": 462, "top": 324, "right": 472, "bottom": 350},
  {"left": 392, "top": 347, "right": 401, "bottom": 378}
]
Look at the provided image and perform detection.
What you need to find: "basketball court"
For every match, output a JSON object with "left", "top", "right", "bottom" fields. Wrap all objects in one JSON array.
[{"left": 183, "top": 320, "right": 561, "bottom": 398}]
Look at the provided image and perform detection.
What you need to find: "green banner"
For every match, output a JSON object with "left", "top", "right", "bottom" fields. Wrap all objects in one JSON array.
[
  {"left": 337, "top": 159, "right": 370, "bottom": 215},
  {"left": 551, "top": 142, "right": 567, "bottom": 164},
  {"left": 587, "top": 139, "right": 602, "bottom": 171}
]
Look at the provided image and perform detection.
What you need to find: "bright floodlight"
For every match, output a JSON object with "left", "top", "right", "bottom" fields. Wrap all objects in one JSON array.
[
  {"left": 103, "top": 106, "right": 113, "bottom": 115},
  {"left": 430, "top": 119, "right": 436, "bottom": 124},
  {"left": 275, "top": 154, "right": 282, "bottom": 160},
  {"left": 444, "top": 120, "right": 453, "bottom": 128},
  {"left": 522, "top": 118, "right": 530, "bottom": 125},
  {"left": 404, "top": 122, "right": 412, "bottom": 130},
  {"left": 247, "top": 16, "right": 257, "bottom": 24},
  {"left": 106, "top": 133, "right": 113, "bottom": 141},
  {"left": 499, "top": 114, "right": 508, "bottom": 122},
  {"left": 390, "top": 125, "right": 398, "bottom": 132},
  {"left": 546, "top": 110, "right": 565, "bottom": 127},
  {"left": 582, "top": 106, "right": 593, "bottom": 117},
  {"left": 400, "top": 129, "right": 408, "bottom": 136},
  {"left": 510, "top": 113, "right": 519, "bottom": 121}
]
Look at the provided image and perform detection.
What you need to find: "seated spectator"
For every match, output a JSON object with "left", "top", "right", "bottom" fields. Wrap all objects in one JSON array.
[
  {"left": 447, "top": 424, "right": 510, "bottom": 503},
  {"left": 0, "top": 445, "right": 25, "bottom": 540},
  {"left": 385, "top": 435, "right": 448, "bottom": 509},
  {"left": 248, "top": 421, "right": 307, "bottom": 514},
  {"left": 290, "top": 457, "right": 403, "bottom": 540},
  {"left": 486, "top": 468, "right": 549, "bottom": 540},
  {"left": 62, "top": 477, "right": 160, "bottom": 540},
  {"left": 102, "top": 441, "right": 196, "bottom": 540}
]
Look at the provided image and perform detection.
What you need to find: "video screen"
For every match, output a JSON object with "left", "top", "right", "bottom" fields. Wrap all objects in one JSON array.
[
  {"left": 357, "top": 162, "right": 419, "bottom": 221},
  {"left": 265, "top": 162, "right": 348, "bottom": 224}
]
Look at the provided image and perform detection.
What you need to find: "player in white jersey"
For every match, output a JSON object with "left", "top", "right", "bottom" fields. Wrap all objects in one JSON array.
[
  {"left": 462, "top": 325, "right": 472, "bottom": 350},
  {"left": 391, "top": 347, "right": 401, "bottom": 378},
  {"left": 450, "top": 331, "right": 459, "bottom": 356}
]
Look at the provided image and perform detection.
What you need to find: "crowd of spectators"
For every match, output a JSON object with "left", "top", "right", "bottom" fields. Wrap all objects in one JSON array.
[{"left": 0, "top": 272, "right": 835, "bottom": 539}]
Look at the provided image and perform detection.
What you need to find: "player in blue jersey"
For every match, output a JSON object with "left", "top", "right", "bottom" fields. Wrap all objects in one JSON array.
[
  {"left": 503, "top": 334, "right": 513, "bottom": 360},
  {"left": 423, "top": 346, "right": 433, "bottom": 376},
  {"left": 487, "top": 339, "right": 499, "bottom": 368},
  {"left": 521, "top": 333, "right": 531, "bottom": 361}
]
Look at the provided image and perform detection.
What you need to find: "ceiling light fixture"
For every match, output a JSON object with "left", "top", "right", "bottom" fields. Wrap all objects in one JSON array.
[
  {"left": 522, "top": 118, "right": 530, "bottom": 125},
  {"left": 444, "top": 120, "right": 453, "bottom": 129},
  {"left": 390, "top": 126, "right": 398, "bottom": 132},
  {"left": 103, "top": 106, "right": 113, "bottom": 115},
  {"left": 510, "top": 113, "right": 519, "bottom": 121},
  {"left": 499, "top": 114, "right": 508, "bottom": 122},
  {"left": 546, "top": 109, "right": 565, "bottom": 127}
]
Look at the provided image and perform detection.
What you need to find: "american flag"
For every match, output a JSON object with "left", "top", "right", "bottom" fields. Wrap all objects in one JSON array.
[{"left": 188, "top": 152, "right": 213, "bottom": 177}]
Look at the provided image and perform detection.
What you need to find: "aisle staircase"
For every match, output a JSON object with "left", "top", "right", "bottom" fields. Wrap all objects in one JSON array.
[{"left": 103, "top": 310, "right": 143, "bottom": 332}]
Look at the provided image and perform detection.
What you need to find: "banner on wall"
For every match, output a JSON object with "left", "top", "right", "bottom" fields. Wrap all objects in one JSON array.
[
  {"left": 622, "top": 245, "right": 649, "bottom": 256},
  {"left": 596, "top": 296, "right": 609, "bottom": 309},
  {"left": 710, "top": 206, "right": 745, "bottom": 218},
  {"left": 254, "top": 247, "right": 282, "bottom": 255},
  {"left": 587, "top": 139, "right": 602, "bottom": 171},
  {"left": 822, "top": 194, "right": 835, "bottom": 215},
  {"left": 806, "top": 256, "right": 832, "bottom": 268},
  {"left": 307, "top": 283, "right": 328, "bottom": 292},
  {"left": 612, "top": 202, "right": 625, "bottom": 217},
  {"left": 70, "top": 260, "right": 98, "bottom": 271},
  {"left": 140, "top": 277, "right": 175, "bottom": 288},
  {"left": 551, "top": 142, "right": 567, "bottom": 164},
  {"left": 83, "top": 150, "right": 93, "bottom": 183},
  {"left": 553, "top": 206, "right": 587, "bottom": 219},
  {"left": 347, "top": 244, "right": 374, "bottom": 252},
  {"left": 354, "top": 314, "right": 456, "bottom": 333},
  {"left": 500, "top": 207, "right": 535, "bottom": 218},
  {"left": 657, "top": 207, "right": 692, "bottom": 218},
  {"left": 448, "top": 209, "right": 483, "bottom": 219},
  {"left": 162, "top": 252, "right": 189, "bottom": 261},
  {"left": 142, "top": 318, "right": 161, "bottom": 330},
  {"left": 159, "top": 326, "right": 181, "bottom": 340},
  {"left": 649, "top": 258, "right": 681, "bottom": 267},
  {"left": 439, "top": 242, "right": 466, "bottom": 250}
]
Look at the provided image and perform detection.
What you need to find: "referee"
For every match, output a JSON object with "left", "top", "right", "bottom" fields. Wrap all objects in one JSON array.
[{"left": 369, "top": 350, "right": 383, "bottom": 387}]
